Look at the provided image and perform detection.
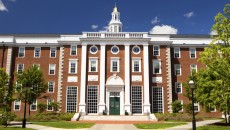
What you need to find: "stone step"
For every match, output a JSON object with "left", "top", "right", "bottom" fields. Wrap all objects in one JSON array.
[{"left": 79, "top": 115, "right": 158, "bottom": 121}]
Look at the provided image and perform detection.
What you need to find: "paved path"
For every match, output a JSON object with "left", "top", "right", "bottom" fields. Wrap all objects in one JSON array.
[{"left": 9, "top": 119, "right": 222, "bottom": 130}]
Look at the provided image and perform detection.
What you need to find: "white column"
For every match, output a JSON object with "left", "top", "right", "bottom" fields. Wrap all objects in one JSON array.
[
  {"left": 98, "top": 44, "right": 106, "bottom": 114},
  {"left": 124, "top": 44, "right": 131, "bottom": 114},
  {"left": 143, "top": 44, "right": 151, "bottom": 115},
  {"left": 79, "top": 44, "right": 87, "bottom": 113},
  {"left": 5, "top": 46, "right": 12, "bottom": 75}
]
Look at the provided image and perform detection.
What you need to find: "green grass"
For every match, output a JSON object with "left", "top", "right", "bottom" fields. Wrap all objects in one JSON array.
[
  {"left": 195, "top": 125, "right": 230, "bottom": 130},
  {"left": 134, "top": 122, "right": 187, "bottom": 129},
  {"left": 34, "top": 121, "right": 95, "bottom": 129},
  {"left": 0, "top": 126, "right": 34, "bottom": 130}
]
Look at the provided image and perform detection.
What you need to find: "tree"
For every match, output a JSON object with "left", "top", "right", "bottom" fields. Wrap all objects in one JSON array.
[
  {"left": 190, "top": 4, "right": 230, "bottom": 124},
  {"left": 16, "top": 65, "right": 48, "bottom": 116},
  {"left": 171, "top": 100, "right": 183, "bottom": 113}
]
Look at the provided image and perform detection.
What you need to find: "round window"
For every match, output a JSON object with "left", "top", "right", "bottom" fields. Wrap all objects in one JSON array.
[
  {"left": 132, "top": 46, "right": 140, "bottom": 54},
  {"left": 111, "top": 46, "right": 119, "bottom": 54},
  {"left": 90, "top": 46, "right": 98, "bottom": 54}
]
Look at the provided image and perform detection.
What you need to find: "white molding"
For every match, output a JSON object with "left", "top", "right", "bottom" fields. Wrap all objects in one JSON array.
[
  {"left": 99, "top": 45, "right": 106, "bottom": 114},
  {"left": 152, "top": 77, "right": 162, "bottom": 83},
  {"left": 124, "top": 45, "right": 131, "bottom": 114},
  {"left": 88, "top": 75, "right": 98, "bottom": 81},
  {"left": 57, "top": 46, "right": 64, "bottom": 111},
  {"left": 132, "top": 76, "right": 142, "bottom": 82},
  {"left": 67, "top": 76, "right": 78, "bottom": 82}
]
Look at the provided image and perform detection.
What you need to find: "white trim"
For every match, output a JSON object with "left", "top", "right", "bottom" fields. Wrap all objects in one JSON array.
[
  {"left": 48, "top": 81, "right": 55, "bottom": 93},
  {"left": 49, "top": 64, "right": 56, "bottom": 75},
  {"left": 180, "top": 100, "right": 183, "bottom": 112},
  {"left": 153, "top": 45, "right": 160, "bottom": 56},
  {"left": 194, "top": 102, "right": 200, "bottom": 112},
  {"left": 190, "top": 64, "right": 197, "bottom": 73},
  {"left": 175, "top": 82, "right": 182, "bottom": 94},
  {"left": 89, "top": 58, "right": 98, "bottom": 72},
  {"left": 66, "top": 86, "right": 78, "bottom": 113},
  {"left": 87, "top": 85, "right": 99, "bottom": 114},
  {"left": 132, "top": 45, "right": 141, "bottom": 54},
  {"left": 30, "top": 99, "right": 37, "bottom": 111},
  {"left": 132, "top": 58, "right": 141, "bottom": 72},
  {"left": 18, "top": 47, "right": 25, "bottom": 58},
  {"left": 111, "top": 45, "right": 119, "bottom": 54},
  {"left": 17, "top": 64, "right": 24, "bottom": 74},
  {"left": 70, "top": 44, "right": 77, "bottom": 56},
  {"left": 174, "top": 64, "right": 181, "bottom": 76},
  {"left": 50, "top": 47, "right": 56, "bottom": 58},
  {"left": 110, "top": 58, "right": 120, "bottom": 72},
  {"left": 47, "top": 99, "right": 54, "bottom": 111},
  {"left": 14, "top": 99, "right": 21, "bottom": 111},
  {"left": 153, "top": 59, "right": 161, "bottom": 74},
  {"left": 68, "top": 60, "right": 78, "bottom": 74},
  {"left": 189, "top": 47, "right": 196, "bottom": 58},
  {"left": 89, "top": 45, "right": 98, "bottom": 54},
  {"left": 174, "top": 47, "right": 180, "bottom": 58},
  {"left": 34, "top": 47, "right": 41, "bottom": 58}
]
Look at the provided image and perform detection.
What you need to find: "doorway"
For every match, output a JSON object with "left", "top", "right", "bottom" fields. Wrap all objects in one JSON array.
[{"left": 109, "top": 97, "right": 120, "bottom": 115}]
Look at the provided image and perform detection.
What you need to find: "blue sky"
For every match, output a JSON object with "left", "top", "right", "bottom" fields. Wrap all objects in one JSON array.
[{"left": 0, "top": 0, "right": 228, "bottom": 34}]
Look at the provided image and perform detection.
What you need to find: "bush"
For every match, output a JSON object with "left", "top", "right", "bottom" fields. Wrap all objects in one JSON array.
[
  {"left": 31, "top": 113, "right": 74, "bottom": 121},
  {"left": 171, "top": 100, "right": 183, "bottom": 113},
  {"left": 50, "top": 102, "right": 60, "bottom": 112},
  {"left": 0, "top": 112, "right": 16, "bottom": 127},
  {"left": 37, "top": 103, "right": 47, "bottom": 113},
  {"left": 60, "top": 113, "right": 75, "bottom": 121},
  {"left": 154, "top": 113, "right": 204, "bottom": 122}
]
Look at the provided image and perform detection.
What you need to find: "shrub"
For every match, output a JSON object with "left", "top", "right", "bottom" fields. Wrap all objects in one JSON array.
[
  {"left": 184, "top": 103, "right": 193, "bottom": 114},
  {"left": 60, "top": 113, "right": 75, "bottom": 121},
  {"left": 31, "top": 113, "right": 74, "bottom": 121},
  {"left": 0, "top": 112, "right": 16, "bottom": 127},
  {"left": 154, "top": 113, "right": 204, "bottom": 122},
  {"left": 37, "top": 103, "right": 47, "bottom": 113},
  {"left": 50, "top": 102, "right": 60, "bottom": 112},
  {"left": 171, "top": 100, "right": 183, "bottom": 113}
]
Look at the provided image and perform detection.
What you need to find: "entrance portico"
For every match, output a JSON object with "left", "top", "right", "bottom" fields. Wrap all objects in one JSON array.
[{"left": 105, "top": 75, "right": 125, "bottom": 115}]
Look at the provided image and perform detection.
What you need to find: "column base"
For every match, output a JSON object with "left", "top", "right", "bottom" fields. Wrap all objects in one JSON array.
[
  {"left": 143, "top": 103, "right": 151, "bottom": 115},
  {"left": 79, "top": 103, "right": 86, "bottom": 113},
  {"left": 98, "top": 103, "right": 106, "bottom": 115},
  {"left": 124, "top": 104, "right": 131, "bottom": 115}
]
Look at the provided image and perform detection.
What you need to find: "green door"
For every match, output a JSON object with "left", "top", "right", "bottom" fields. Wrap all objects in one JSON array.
[{"left": 109, "top": 97, "right": 120, "bottom": 115}]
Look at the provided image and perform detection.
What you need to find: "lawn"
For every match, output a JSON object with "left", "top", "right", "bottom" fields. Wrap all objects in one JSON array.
[
  {"left": 0, "top": 126, "right": 34, "bottom": 130},
  {"left": 134, "top": 122, "right": 187, "bottom": 129},
  {"left": 34, "top": 121, "right": 95, "bottom": 129},
  {"left": 195, "top": 125, "right": 230, "bottom": 130}
]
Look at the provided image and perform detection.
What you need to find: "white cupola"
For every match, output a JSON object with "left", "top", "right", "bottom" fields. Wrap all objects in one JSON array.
[{"left": 108, "top": 4, "right": 122, "bottom": 32}]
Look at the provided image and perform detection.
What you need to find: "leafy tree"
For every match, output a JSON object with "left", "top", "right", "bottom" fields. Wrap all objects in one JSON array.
[
  {"left": 37, "top": 103, "right": 47, "bottom": 113},
  {"left": 190, "top": 4, "right": 230, "bottom": 124},
  {"left": 50, "top": 101, "right": 60, "bottom": 112},
  {"left": 171, "top": 100, "right": 183, "bottom": 113},
  {"left": 16, "top": 65, "right": 48, "bottom": 115}
]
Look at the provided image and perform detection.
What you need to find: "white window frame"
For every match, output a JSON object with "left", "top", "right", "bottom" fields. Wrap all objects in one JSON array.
[
  {"left": 15, "top": 82, "right": 22, "bottom": 92},
  {"left": 132, "top": 46, "right": 141, "bottom": 54},
  {"left": 174, "top": 64, "right": 181, "bottom": 76},
  {"left": 152, "top": 87, "right": 164, "bottom": 113},
  {"left": 89, "top": 58, "right": 98, "bottom": 72},
  {"left": 47, "top": 99, "right": 54, "bottom": 111},
  {"left": 190, "top": 64, "right": 197, "bottom": 73},
  {"left": 34, "top": 47, "right": 41, "bottom": 58},
  {"left": 194, "top": 102, "right": 200, "bottom": 112},
  {"left": 132, "top": 58, "right": 141, "bottom": 72},
  {"left": 131, "top": 86, "right": 143, "bottom": 114},
  {"left": 209, "top": 105, "right": 216, "bottom": 112},
  {"left": 110, "top": 58, "right": 120, "bottom": 72},
  {"left": 153, "top": 46, "right": 160, "bottom": 56},
  {"left": 50, "top": 47, "right": 56, "bottom": 58},
  {"left": 175, "top": 82, "right": 182, "bottom": 94},
  {"left": 18, "top": 47, "right": 25, "bottom": 58},
  {"left": 17, "top": 64, "right": 24, "bottom": 74},
  {"left": 69, "top": 59, "right": 78, "bottom": 74},
  {"left": 49, "top": 64, "right": 56, "bottom": 75},
  {"left": 174, "top": 47, "right": 180, "bottom": 58},
  {"left": 89, "top": 46, "right": 98, "bottom": 54},
  {"left": 48, "top": 81, "right": 55, "bottom": 93},
  {"left": 66, "top": 86, "right": 78, "bottom": 113},
  {"left": 87, "top": 86, "right": 98, "bottom": 114},
  {"left": 111, "top": 46, "right": 119, "bottom": 54},
  {"left": 180, "top": 100, "right": 183, "bottom": 112},
  {"left": 70, "top": 45, "right": 77, "bottom": 56},
  {"left": 190, "top": 48, "right": 196, "bottom": 58},
  {"left": 14, "top": 99, "right": 21, "bottom": 111},
  {"left": 30, "top": 99, "right": 37, "bottom": 111},
  {"left": 153, "top": 60, "right": 161, "bottom": 74}
]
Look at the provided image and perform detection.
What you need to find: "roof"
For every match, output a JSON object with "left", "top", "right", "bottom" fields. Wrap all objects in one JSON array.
[{"left": 170, "top": 34, "right": 213, "bottom": 38}]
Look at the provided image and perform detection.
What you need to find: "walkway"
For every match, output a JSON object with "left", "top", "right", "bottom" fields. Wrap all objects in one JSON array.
[{"left": 9, "top": 119, "right": 222, "bottom": 130}]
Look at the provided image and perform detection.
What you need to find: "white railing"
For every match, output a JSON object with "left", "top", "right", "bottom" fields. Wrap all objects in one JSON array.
[{"left": 83, "top": 32, "right": 147, "bottom": 38}]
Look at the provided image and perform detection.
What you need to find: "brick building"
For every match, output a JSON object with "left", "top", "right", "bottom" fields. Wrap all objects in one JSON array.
[{"left": 0, "top": 5, "right": 221, "bottom": 118}]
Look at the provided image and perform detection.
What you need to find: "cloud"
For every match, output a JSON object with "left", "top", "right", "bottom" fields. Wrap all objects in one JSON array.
[
  {"left": 91, "top": 25, "right": 98, "bottom": 30},
  {"left": 99, "top": 26, "right": 109, "bottom": 32},
  {"left": 0, "top": 0, "right": 8, "bottom": 11},
  {"left": 184, "top": 11, "right": 194, "bottom": 18},
  {"left": 210, "top": 30, "right": 217, "bottom": 35},
  {"left": 149, "top": 24, "right": 178, "bottom": 34},
  {"left": 151, "top": 16, "right": 160, "bottom": 25}
]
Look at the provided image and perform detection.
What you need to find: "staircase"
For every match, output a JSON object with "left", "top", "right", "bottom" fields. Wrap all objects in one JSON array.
[{"left": 72, "top": 114, "right": 158, "bottom": 121}]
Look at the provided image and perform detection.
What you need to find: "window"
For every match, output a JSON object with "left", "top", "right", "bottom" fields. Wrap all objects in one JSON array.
[
  {"left": 15, "top": 82, "right": 22, "bottom": 92},
  {"left": 90, "top": 46, "right": 98, "bottom": 54},
  {"left": 87, "top": 86, "right": 98, "bottom": 114},
  {"left": 175, "top": 82, "right": 182, "bottom": 94},
  {"left": 174, "top": 64, "right": 181, "bottom": 76},
  {"left": 47, "top": 99, "right": 53, "bottom": 111},
  {"left": 49, "top": 64, "right": 56, "bottom": 75},
  {"left": 18, "top": 47, "right": 25, "bottom": 57},
  {"left": 111, "top": 46, "right": 119, "bottom": 54},
  {"left": 174, "top": 47, "right": 180, "bottom": 58},
  {"left": 34, "top": 47, "right": 41, "bottom": 58},
  {"left": 132, "top": 46, "right": 140, "bottom": 54},
  {"left": 131, "top": 86, "right": 142, "bottom": 114},
  {"left": 48, "top": 81, "right": 54, "bottom": 93},
  {"left": 190, "top": 64, "right": 197, "bottom": 73},
  {"left": 111, "top": 58, "right": 119, "bottom": 72},
  {"left": 190, "top": 48, "right": 196, "bottom": 58},
  {"left": 153, "top": 46, "right": 160, "bottom": 56},
  {"left": 50, "top": 47, "right": 56, "bottom": 58},
  {"left": 69, "top": 60, "right": 78, "bottom": 74},
  {"left": 17, "top": 64, "right": 24, "bottom": 74},
  {"left": 66, "top": 86, "right": 78, "bottom": 113},
  {"left": 179, "top": 100, "right": 183, "bottom": 112},
  {"left": 70, "top": 45, "right": 77, "bottom": 55},
  {"left": 208, "top": 105, "right": 216, "bottom": 112},
  {"left": 194, "top": 103, "right": 200, "bottom": 112},
  {"left": 30, "top": 99, "right": 37, "bottom": 111},
  {"left": 132, "top": 59, "right": 141, "bottom": 72},
  {"left": 152, "top": 87, "right": 163, "bottom": 113},
  {"left": 89, "top": 58, "right": 98, "bottom": 72},
  {"left": 153, "top": 60, "right": 161, "bottom": 74},
  {"left": 14, "top": 99, "right": 21, "bottom": 111}
]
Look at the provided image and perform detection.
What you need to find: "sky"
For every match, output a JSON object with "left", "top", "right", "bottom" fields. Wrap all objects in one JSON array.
[{"left": 0, "top": 0, "right": 229, "bottom": 34}]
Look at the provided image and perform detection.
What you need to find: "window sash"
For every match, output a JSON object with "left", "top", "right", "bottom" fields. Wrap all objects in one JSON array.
[
  {"left": 49, "top": 64, "right": 55, "bottom": 75},
  {"left": 48, "top": 82, "right": 54, "bottom": 93},
  {"left": 71, "top": 45, "right": 77, "bottom": 55},
  {"left": 66, "top": 86, "right": 78, "bottom": 113},
  {"left": 69, "top": 60, "right": 77, "bottom": 74},
  {"left": 153, "top": 60, "right": 161, "bottom": 74},
  {"left": 174, "top": 48, "right": 180, "bottom": 58},
  {"left": 30, "top": 99, "right": 37, "bottom": 111},
  {"left": 133, "top": 60, "right": 141, "bottom": 72},
  {"left": 175, "top": 82, "right": 182, "bottom": 93},
  {"left": 50, "top": 47, "right": 56, "bottom": 58},
  {"left": 47, "top": 99, "right": 53, "bottom": 111},
  {"left": 89, "top": 59, "right": 97, "bottom": 72},
  {"left": 190, "top": 48, "right": 196, "bottom": 58},
  {"left": 175, "top": 64, "right": 181, "bottom": 75},
  {"left": 34, "top": 47, "right": 41, "bottom": 58},
  {"left": 153, "top": 46, "right": 159, "bottom": 56},
  {"left": 14, "top": 99, "right": 21, "bottom": 111},
  {"left": 17, "top": 64, "right": 24, "bottom": 74},
  {"left": 18, "top": 47, "right": 25, "bottom": 57}
]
